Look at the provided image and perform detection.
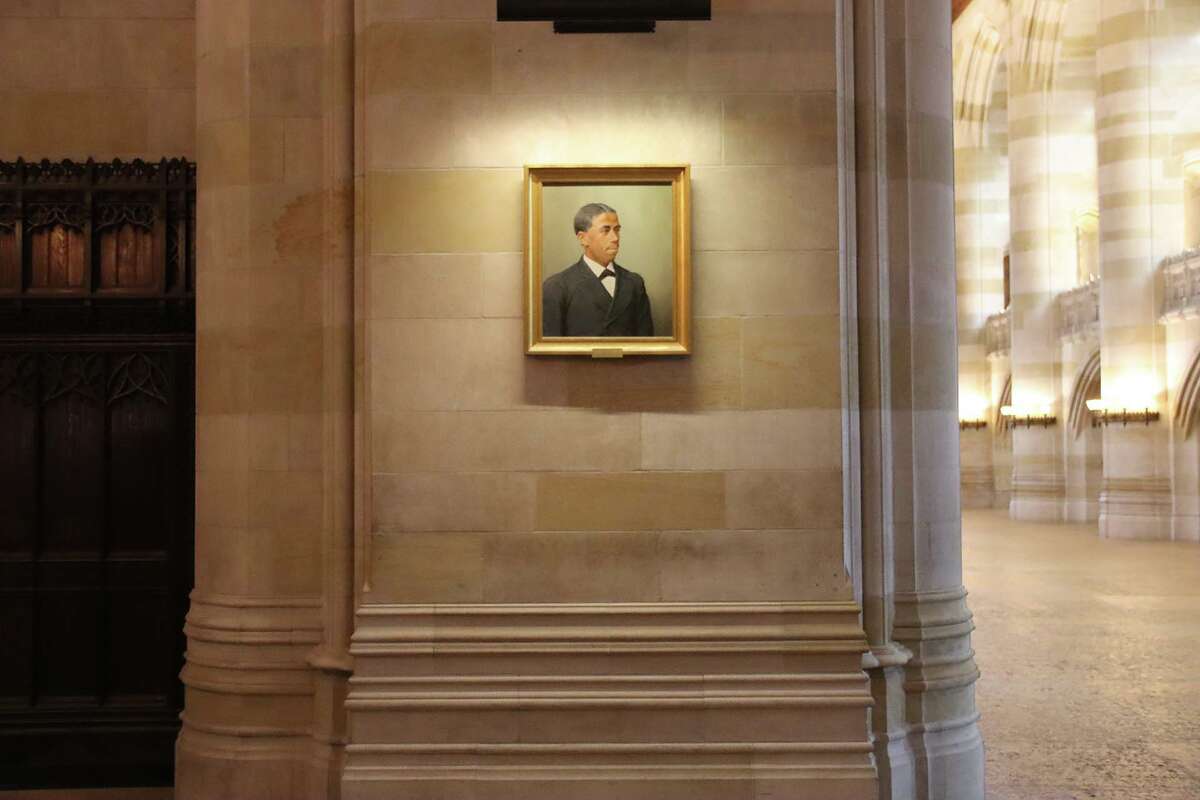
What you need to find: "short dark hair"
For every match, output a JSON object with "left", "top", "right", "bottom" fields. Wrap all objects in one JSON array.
[{"left": 573, "top": 202, "right": 617, "bottom": 234}]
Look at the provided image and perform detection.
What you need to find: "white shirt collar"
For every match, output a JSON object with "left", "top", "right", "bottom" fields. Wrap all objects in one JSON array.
[{"left": 583, "top": 254, "right": 614, "bottom": 277}]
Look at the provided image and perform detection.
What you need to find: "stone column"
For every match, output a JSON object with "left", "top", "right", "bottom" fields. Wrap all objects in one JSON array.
[
  {"left": 1003, "top": 0, "right": 1078, "bottom": 522},
  {"left": 177, "top": 1, "right": 355, "bottom": 797},
  {"left": 855, "top": 1, "right": 984, "bottom": 797},
  {"left": 1095, "top": 0, "right": 1173, "bottom": 539},
  {"left": 955, "top": 141, "right": 1007, "bottom": 510},
  {"left": 953, "top": 19, "right": 1007, "bottom": 510}
]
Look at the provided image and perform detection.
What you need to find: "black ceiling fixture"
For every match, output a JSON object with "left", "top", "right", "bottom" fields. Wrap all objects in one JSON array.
[{"left": 497, "top": 0, "right": 710, "bottom": 33}]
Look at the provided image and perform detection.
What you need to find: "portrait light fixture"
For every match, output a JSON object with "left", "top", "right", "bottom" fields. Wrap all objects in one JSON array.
[
  {"left": 999, "top": 404, "right": 1056, "bottom": 428},
  {"left": 1085, "top": 398, "right": 1160, "bottom": 427},
  {"left": 497, "top": 0, "right": 711, "bottom": 33}
]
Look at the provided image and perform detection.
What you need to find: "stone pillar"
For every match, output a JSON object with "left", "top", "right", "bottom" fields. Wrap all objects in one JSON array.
[
  {"left": 1003, "top": 0, "right": 1078, "bottom": 522},
  {"left": 955, "top": 143, "right": 1002, "bottom": 510},
  {"left": 1095, "top": 0, "right": 1172, "bottom": 539},
  {"left": 856, "top": 1, "right": 984, "bottom": 798},
  {"left": 955, "top": 137, "right": 1006, "bottom": 509},
  {"left": 177, "top": 1, "right": 355, "bottom": 797},
  {"left": 953, "top": 20, "right": 1006, "bottom": 511}
]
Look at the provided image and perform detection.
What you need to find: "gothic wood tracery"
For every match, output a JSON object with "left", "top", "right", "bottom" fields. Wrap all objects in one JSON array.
[{"left": 0, "top": 158, "right": 194, "bottom": 305}]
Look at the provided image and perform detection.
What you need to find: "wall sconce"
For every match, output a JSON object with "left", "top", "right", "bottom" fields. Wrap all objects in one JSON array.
[
  {"left": 1000, "top": 405, "right": 1057, "bottom": 428},
  {"left": 1085, "top": 398, "right": 1160, "bottom": 426}
]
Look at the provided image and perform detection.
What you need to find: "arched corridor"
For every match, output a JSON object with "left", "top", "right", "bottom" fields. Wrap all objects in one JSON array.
[{"left": 965, "top": 510, "right": 1200, "bottom": 799}]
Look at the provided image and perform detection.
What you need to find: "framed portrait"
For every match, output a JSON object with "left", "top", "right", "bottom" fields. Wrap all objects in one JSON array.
[{"left": 524, "top": 165, "right": 691, "bottom": 357}]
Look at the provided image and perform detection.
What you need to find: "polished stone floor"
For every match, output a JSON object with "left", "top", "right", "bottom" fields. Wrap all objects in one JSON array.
[{"left": 964, "top": 509, "right": 1200, "bottom": 800}]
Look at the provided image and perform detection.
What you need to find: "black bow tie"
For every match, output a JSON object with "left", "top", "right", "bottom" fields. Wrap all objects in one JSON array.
[{"left": 598, "top": 269, "right": 615, "bottom": 281}]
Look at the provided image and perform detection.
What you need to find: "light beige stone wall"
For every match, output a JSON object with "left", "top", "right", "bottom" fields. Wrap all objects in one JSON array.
[
  {"left": 360, "top": 4, "right": 848, "bottom": 611},
  {"left": 348, "top": 1, "right": 876, "bottom": 797},
  {"left": 0, "top": 0, "right": 195, "bottom": 159}
]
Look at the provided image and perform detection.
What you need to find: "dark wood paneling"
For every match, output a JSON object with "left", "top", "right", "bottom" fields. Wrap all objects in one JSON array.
[
  {"left": 0, "top": 231, "right": 18, "bottom": 290},
  {"left": 109, "top": 354, "right": 173, "bottom": 552},
  {"left": 40, "top": 354, "right": 107, "bottom": 555},
  {"left": 30, "top": 225, "right": 86, "bottom": 289},
  {"left": 0, "top": 354, "right": 38, "bottom": 553},
  {"left": 99, "top": 223, "right": 155, "bottom": 289},
  {"left": 0, "top": 344, "right": 194, "bottom": 789},
  {"left": 0, "top": 158, "right": 195, "bottom": 790}
]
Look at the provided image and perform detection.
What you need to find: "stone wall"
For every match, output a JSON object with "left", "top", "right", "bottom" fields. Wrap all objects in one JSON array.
[
  {"left": 360, "top": 2, "right": 848, "bottom": 607},
  {"left": 347, "top": 1, "right": 874, "bottom": 797},
  {"left": 0, "top": 0, "right": 194, "bottom": 160}
]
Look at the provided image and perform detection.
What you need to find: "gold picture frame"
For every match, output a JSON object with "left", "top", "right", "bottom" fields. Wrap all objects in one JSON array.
[{"left": 524, "top": 164, "right": 691, "bottom": 357}]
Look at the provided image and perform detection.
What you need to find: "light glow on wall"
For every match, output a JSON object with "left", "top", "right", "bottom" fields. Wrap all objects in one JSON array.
[
  {"left": 1104, "top": 369, "right": 1158, "bottom": 411},
  {"left": 960, "top": 392, "right": 989, "bottom": 430},
  {"left": 1086, "top": 370, "right": 1161, "bottom": 425},
  {"left": 959, "top": 392, "right": 989, "bottom": 423}
]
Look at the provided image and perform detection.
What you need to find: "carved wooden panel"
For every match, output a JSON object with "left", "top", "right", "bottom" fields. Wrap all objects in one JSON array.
[
  {"left": 27, "top": 204, "right": 88, "bottom": 290},
  {"left": 0, "top": 159, "right": 194, "bottom": 300},
  {"left": 0, "top": 203, "right": 18, "bottom": 291},
  {"left": 97, "top": 201, "right": 158, "bottom": 290}
]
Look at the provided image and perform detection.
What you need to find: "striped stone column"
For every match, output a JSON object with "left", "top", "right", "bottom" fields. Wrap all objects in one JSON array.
[
  {"left": 1095, "top": 0, "right": 1175, "bottom": 539},
  {"left": 1004, "top": 0, "right": 1080, "bottom": 521},
  {"left": 954, "top": 24, "right": 1008, "bottom": 509}
]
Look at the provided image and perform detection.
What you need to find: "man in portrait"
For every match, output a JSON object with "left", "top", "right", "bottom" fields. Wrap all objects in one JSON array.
[{"left": 542, "top": 203, "right": 655, "bottom": 337}]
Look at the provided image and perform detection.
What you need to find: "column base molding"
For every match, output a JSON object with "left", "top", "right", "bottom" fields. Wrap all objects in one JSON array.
[
  {"left": 1170, "top": 512, "right": 1200, "bottom": 542},
  {"left": 1099, "top": 477, "right": 1172, "bottom": 539},
  {"left": 177, "top": 728, "right": 343, "bottom": 800},
  {"left": 960, "top": 466, "right": 995, "bottom": 509},
  {"left": 344, "top": 602, "right": 875, "bottom": 799},
  {"left": 176, "top": 592, "right": 333, "bottom": 800},
  {"left": 892, "top": 588, "right": 985, "bottom": 800},
  {"left": 1010, "top": 474, "right": 1065, "bottom": 521},
  {"left": 864, "top": 643, "right": 917, "bottom": 800},
  {"left": 1064, "top": 498, "right": 1100, "bottom": 523}
]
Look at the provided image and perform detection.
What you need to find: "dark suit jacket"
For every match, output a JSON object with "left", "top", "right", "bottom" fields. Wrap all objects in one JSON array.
[{"left": 542, "top": 258, "right": 654, "bottom": 337}]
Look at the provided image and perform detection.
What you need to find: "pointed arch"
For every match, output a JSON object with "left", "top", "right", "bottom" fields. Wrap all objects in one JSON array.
[
  {"left": 1067, "top": 350, "right": 1102, "bottom": 440},
  {"left": 1174, "top": 346, "right": 1200, "bottom": 439},
  {"left": 1009, "top": 0, "right": 1068, "bottom": 94},
  {"left": 954, "top": 20, "right": 1003, "bottom": 147},
  {"left": 995, "top": 374, "right": 1012, "bottom": 433}
]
